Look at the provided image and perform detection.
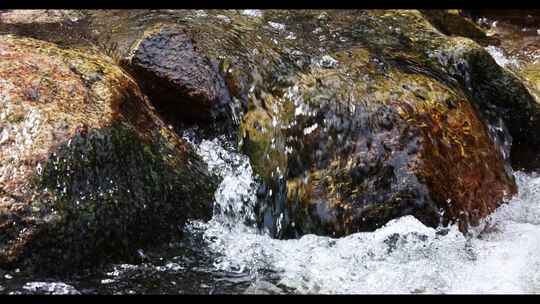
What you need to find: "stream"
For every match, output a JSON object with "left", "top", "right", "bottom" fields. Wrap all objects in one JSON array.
[
  {"left": 0, "top": 134, "right": 539, "bottom": 294},
  {"left": 0, "top": 9, "right": 539, "bottom": 295}
]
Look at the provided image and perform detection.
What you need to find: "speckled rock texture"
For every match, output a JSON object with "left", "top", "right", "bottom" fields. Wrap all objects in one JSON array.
[
  {"left": 0, "top": 10, "right": 83, "bottom": 24},
  {"left": 241, "top": 47, "right": 517, "bottom": 237},
  {"left": 1, "top": 9, "right": 539, "bottom": 243},
  {"left": 0, "top": 34, "right": 217, "bottom": 273}
]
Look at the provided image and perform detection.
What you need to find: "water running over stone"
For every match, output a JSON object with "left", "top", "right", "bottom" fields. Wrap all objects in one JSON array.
[{"left": 184, "top": 137, "right": 540, "bottom": 294}]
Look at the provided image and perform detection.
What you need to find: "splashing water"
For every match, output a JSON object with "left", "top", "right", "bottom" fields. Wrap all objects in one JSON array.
[
  {"left": 192, "top": 137, "right": 258, "bottom": 230},
  {"left": 485, "top": 45, "right": 521, "bottom": 69},
  {"left": 188, "top": 138, "right": 540, "bottom": 294},
  {"left": 13, "top": 282, "right": 81, "bottom": 295},
  {"left": 1, "top": 132, "right": 539, "bottom": 294}
]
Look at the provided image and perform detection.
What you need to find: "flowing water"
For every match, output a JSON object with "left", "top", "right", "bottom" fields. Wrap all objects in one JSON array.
[
  {"left": 187, "top": 138, "right": 540, "bottom": 294},
  {"left": 1, "top": 9, "right": 540, "bottom": 294},
  {"left": 1, "top": 134, "right": 539, "bottom": 294}
]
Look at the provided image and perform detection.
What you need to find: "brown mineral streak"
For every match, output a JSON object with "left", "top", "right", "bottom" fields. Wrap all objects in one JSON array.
[{"left": 408, "top": 99, "right": 517, "bottom": 230}]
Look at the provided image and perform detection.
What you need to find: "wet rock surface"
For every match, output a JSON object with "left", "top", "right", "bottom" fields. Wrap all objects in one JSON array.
[
  {"left": 241, "top": 47, "right": 517, "bottom": 237},
  {"left": 0, "top": 34, "right": 217, "bottom": 273},
  {"left": 478, "top": 18, "right": 540, "bottom": 171},
  {"left": 0, "top": 10, "right": 83, "bottom": 24},
  {"left": 0, "top": 10, "right": 540, "bottom": 294},
  {"left": 420, "top": 10, "right": 495, "bottom": 44},
  {"left": 226, "top": 10, "right": 532, "bottom": 237},
  {"left": 1, "top": 9, "right": 536, "bottom": 240},
  {"left": 0, "top": 10, "right": 90, "bottom": 49},
  {"left": 124, "top": 23, "right": 232, "bottom": 124}
]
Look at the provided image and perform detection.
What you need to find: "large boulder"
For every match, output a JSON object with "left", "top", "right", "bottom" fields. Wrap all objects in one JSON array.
[
  {"left": 0, "top": 35, "right": 217, "bottom": 273},
  {"left": 154, "top": 9, "right": 536, "bottom": 237},
  {"left": 227, "top": 10, "right": 540, "bottom": 237},
  {"left": 351, "top": 10, "right": 540, "bottom": 167},
  {"left": 241, "top": 47, "right": 517, "bottom": 237}
]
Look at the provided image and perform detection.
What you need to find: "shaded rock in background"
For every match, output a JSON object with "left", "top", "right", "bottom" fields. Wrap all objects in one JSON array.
[
  {"left": 0, "top": 35, "right": 217, "bottom": 273},
  {"left": 123, "top": 23, "right": 232, "bottom": 125},
  {"left": 471, "top": 15, "right": 540, "bottom": 171},
  {"left": 466, "top": 10, "right": 540, "bottom": 27},
  {"left": 420, "top": 9, "right": 497, "bottom": 45},
  {"left": 0, "top": 10, "right": 89, "bottom": 48}
]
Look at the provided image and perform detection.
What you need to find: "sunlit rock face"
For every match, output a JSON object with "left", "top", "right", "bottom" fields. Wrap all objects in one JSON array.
[
  {"left": 221, "top": 10, "right": 539, "bottom": 237},
  {"left": 0, "top": 10, "right": 83, "bottom": 24},
  {"left": 0, "top": 35, "right": 217, "bottom": 273},
  {"left": 240, "top": 47, "right": 517, "bottom": 238}
]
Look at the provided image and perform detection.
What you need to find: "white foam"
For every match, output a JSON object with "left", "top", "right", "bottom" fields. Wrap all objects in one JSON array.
[
  {"left": 190, "top": 136, "right": 540, "bottom": 294},
  {"left": 240, "top": 10, "right": 263, "bottom": 18},
  {"left": 485, "top": 45, "right": 520, "bottom": 69},
  {"left": 20, "top": 282, "right": 80, "bottom": 295},
  {"left": 268, "top": 22, "right": 286, "bottom": 31}
]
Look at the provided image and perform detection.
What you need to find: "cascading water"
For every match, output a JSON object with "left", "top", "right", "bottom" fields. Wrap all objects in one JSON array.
[{"left": 177, "top": 134, "right": 540, "bottom": 294}]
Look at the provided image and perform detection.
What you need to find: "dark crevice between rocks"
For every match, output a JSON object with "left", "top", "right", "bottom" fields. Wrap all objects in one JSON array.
[{"left": 510, "top": 139, "right": 540, "bottom": 173}]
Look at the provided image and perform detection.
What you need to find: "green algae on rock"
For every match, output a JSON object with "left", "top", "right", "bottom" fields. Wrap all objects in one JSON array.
[{"left": 0, "top": 34, "right": 217, "bottom": 273}]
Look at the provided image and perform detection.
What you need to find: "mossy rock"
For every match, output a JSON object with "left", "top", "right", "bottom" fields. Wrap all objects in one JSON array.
[
  {"left": 3, "top": 10, "right": 539, "bottom": 239},
  {"left": 240, "top": 47, "right": 517, "bottom": 238},
  {"left": 0, "top": 34, "right": 217, "bottom": 273}
]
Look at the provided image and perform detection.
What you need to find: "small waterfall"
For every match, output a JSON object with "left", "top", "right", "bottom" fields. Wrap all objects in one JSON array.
[
  {"left": 185, "top": 133, "right": 540, "bottom": 294},
  {"left": 182, "top": 133, "right": 259, "bottom": 230}
]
